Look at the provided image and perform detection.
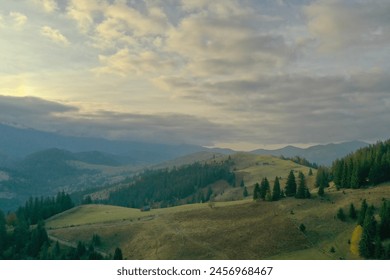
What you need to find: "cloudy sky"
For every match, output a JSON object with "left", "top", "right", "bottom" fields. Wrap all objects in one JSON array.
[{"left": 1, "top": 0, "right": 389, "bottom": 150}]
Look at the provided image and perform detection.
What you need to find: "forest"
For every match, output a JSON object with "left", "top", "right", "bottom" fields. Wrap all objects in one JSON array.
[
  {"left": 0, "top": 192, "right": 122, "bottom": 260},
  {"left": 103, "top": 159, "right": 236, "bottom": 208},
  {"left": 332, "top": 140, "right": 390, "bottom": 189}
]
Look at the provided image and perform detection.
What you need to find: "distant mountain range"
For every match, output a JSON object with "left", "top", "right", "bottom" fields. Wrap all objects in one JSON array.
[
  {"left": 251, "top": 140, "right": 369, "bottom": 166},
  {"left": 0, "top": 123, "right": 208, "bottom": 164},
  {"left": 0, "top": 122, "right": 371, "bottom": 211}
]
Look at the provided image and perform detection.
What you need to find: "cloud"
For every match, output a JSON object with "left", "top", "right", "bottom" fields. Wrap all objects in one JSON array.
[
  {"left": 94, "top": 48, "right": 176, "bottom": 77},
  {"left": 0, "top": 95, "right": 234, "bottom": 146},
  {"left": 66, "top": 0, "right": 107, "bottom": 33},
  {"left": 0, "top": 95, "right": 78, "bottom": 129},
  {"left": 304, "top": 0, "right": 390, "bottom": 51},
  {"left": 9, "top": 12, "right": 28, "bottom": 29},
  {"left": 153, "top": 70, "right": 390, "bottom": 145},
  {"left": 40, "top": 26, "right": 70, "bottom": 45},
  {"left": 34, "top": 0, "right": 58, "bottom": 13}
]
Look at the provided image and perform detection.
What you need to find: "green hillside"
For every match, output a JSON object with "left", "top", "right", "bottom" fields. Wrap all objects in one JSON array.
[{"left": 46, "top": 183, "right": 389, "bottom": 259}]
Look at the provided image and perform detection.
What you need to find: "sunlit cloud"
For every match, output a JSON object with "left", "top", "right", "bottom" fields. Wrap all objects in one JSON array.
[
  {"left": 9, "top": 12, "right": 28, "bottom": 29},
  {"left": 33, "top": 0, "right": 58, "bottom": 13},
  {"left": 40, "top": 26, "right": 70, "bottom": 46},
  {"left": 0, "top": 0, "right": 389, "bottom": 149}
]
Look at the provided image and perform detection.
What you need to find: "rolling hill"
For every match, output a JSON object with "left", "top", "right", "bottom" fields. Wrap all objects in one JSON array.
[{"left": 46, "top": 183, "right": 390, "bottom": 259}]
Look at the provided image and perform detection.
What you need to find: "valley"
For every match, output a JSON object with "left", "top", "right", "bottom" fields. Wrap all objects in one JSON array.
[{"left": 0, "top": 124, "right": 389, "bottom": 260}]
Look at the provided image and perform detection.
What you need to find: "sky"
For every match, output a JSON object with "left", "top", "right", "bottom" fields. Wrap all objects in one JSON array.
[{"left": 0, "top": 0, "right": 389, "bottom": 150}]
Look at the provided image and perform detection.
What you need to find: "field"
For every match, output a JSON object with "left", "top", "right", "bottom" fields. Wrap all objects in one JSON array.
[
  {"left": 45, "top": 154, "right": 389, "bottom": 259},
  {"left": 46, "top": 183, "right": 389, "bottom": 259}
]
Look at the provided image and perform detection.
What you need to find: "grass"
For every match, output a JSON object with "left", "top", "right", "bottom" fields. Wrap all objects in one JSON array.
[
  {"left": 46, "top": 153, "right": 389, "bottom": 260},
  {"left": 47, "top": 183, "right": 389, "bottom": 259}
]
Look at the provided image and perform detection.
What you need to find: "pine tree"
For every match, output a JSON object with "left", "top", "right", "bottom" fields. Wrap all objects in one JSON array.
[
  {"left": 240, "top": 179, "right": 245, "bottom": 188},
  {"left": 359, "top": 207, "right": 377, "bottom": 259},
  {"left": 379, "top": 200, "right": 390, "bottom": 239},
  {"left": 272, "top": 177, "right": 281, "bottom": 201},
  {"left": 243, "top": 187, "right": 248, "bottom": 198},
  {"left": 260, "top": 177, "right": 270, "bottom": 200},
  {"left": 295, "top": 172, "right": 306, "bottom": 199},
  {"left": 337, "top": 208, "right": 346, "bottom": 221},
  {"left": 349, "top": 203, "right": 357, "bottom": 220},
  {"left": 285, "top": 170, "right": 297, "bottom": 197},
  {"left": 358, "top": 199, "right": 368, "bottom": 226},
  {"left": 350, "top": 163, "right": 360, "bottom": 189},
  {"left": 308, "top": 168, "right": 313, "bottom": 176},
  {"left": 315, "top": 167, "right": 329, "bottom": 189},
  {"left": 253, "top": 183, "right": 260, "bottom": 200},
  {"left": 114, "top": 247, "right": 123, "bottom": 260}
]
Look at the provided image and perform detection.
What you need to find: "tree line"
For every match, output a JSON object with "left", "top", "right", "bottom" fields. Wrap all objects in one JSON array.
[
  {"left": 16, "top": 191, "right": 74, "bottom": 225},
  {"left": 102, "top": 160, "right": 236, "bottom": 208},
  {"left": 0, "top": 193, "right": 124, "bottom": 260},
  {"left": 332, "top": 139, "right": 390, "bottom": 189},
  {"left": 253, "top": 170, "right": 311, "bottom": 201}
]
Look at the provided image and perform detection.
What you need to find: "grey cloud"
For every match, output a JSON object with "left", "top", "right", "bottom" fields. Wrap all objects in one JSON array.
[
  {"left": 157, "top": 71, "right": 390, "bottom": 145},
  {"left": 0, "top": 95, "right": 77, "bottom": 115},
  {"left": 0, "top": 95, "right": 239, "bottom": 146}
]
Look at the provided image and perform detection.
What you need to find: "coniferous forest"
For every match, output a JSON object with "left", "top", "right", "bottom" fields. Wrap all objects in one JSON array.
[
  {"left": 332, "top": 140, "right": 390, "bottom": 189},
  {"left": 103, "top": 160, "right": 236, "bottom": 208},
  {"left": 0, "top": 193, "right": 122, "bottom": 260}
]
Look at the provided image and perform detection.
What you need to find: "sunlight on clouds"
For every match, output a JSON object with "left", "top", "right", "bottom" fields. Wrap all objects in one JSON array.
[
  {"left": 67, "top": 0, "right": 107, "bottom": 33},
  {"left": 33, "top": 0, "right": 58, "bottom": 13},
  {"left": 9, "top": 12, "right": 27, "bottom": 29},
  {"left": 94, "top": 48, "right": 176, "bottom": 77},
  {"left": 40, "top": 26, "right": 70, "bottom": 45},
  {"left": 0, "top": 0, "right": 389, "bottom": 147},
  {"left": 104, "top": 1, "right": 169, "bottom": 37}
]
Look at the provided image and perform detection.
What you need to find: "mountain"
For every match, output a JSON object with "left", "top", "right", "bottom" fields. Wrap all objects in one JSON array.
[
  {"left": 0, "top": 123, "right": 205, "bottom": 163},
  {"left": 0, "top": 148, "right": 146, "bottom": 211},
  {"left": 251, "top": 141, "right": 369, "bottom": 166}
]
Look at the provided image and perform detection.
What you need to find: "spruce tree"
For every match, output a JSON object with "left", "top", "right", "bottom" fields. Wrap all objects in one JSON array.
[
  {"left": 253, "top": 183, "right": 260, "bottom": 200},
  {"left": 359, "top": 207, "right": 377, "bottom": 259},
  {"left": 315, "top": 167, "right": 329, "bottom": 189},
  {"left": 349, "top": 203, "right": 357, "bottom": 220},
  {"left": 272, "top": 177, "right": 281, "bottom": 201},
  {"left": 285, "top": 170, "right": 297, "bottom": 197},
  {"left": 260, "top": 177, "right": 270, "bottom": 200},
  {"left": 337, "top": 208, "right": 346, "bottom": 221},
  {"left": 114, "top": 247, "right": 123, "bottom": 260},
  {"left": 358, "top": 199, "right": 368, "bottom": 226},
  {"left": 295, "top": 172, "right": 306, "bottom": 199},
  {"left": 379, "top": 200, "right": 390, "bottom": 239},
  {"left": 243, "top": 187, "right": 248, "bottom": 198}
]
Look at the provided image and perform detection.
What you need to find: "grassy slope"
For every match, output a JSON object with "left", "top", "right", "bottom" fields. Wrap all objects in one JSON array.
[
  {"left": 47, "top": 184, "right": 389, "bottom": 259},
  {"left": 46, "top": 153, "right": 389, "bottom": 259}
]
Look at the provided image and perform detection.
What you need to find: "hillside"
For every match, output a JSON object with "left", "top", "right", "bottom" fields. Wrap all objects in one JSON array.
[
  {"left": 83, "top": 153, "right": 316, "bottom": 208},
  {"left": 251, "top": 141, "right": 369, "bottom": 166},
  {"left": 46, "top": 183, "right": 390, "bottom": 259},
  {"left": 0, "top": 148, "right": 144, "bottom": 211}
]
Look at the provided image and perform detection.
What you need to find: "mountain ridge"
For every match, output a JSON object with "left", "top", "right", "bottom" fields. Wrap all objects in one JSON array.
[{"left": 250, "top": 140, "right": 369, "bottom": 166}]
